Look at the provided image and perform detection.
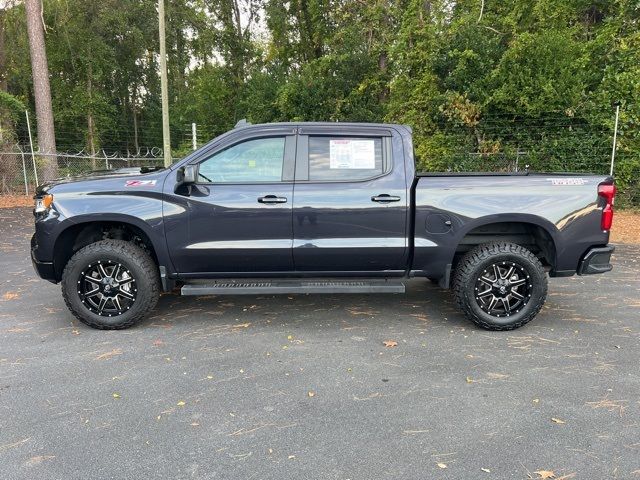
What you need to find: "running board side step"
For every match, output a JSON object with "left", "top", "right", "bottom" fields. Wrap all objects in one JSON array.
[{"left": 181, "top": 279, "right": 405, "bottom": 296}]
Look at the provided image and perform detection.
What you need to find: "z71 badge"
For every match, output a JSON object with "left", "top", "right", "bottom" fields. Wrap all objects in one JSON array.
[{"left": 125, "top": 180, "right": 157, "bottom": 187}]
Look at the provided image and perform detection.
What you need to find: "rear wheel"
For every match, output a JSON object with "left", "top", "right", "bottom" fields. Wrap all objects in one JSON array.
[
  {"left": 61, "top": 240, "right": 159, "bottom": 329},
  {"left": 452, "top": 242, "right": 547, "bottom": 330}
]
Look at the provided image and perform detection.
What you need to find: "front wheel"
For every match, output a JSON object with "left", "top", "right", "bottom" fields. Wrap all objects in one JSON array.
[
  {"left": 61, "top": 240, "right": 160, "bottom": 329},
  {"left": 452, "top": 242, "right": 548, "bottom": 331}
]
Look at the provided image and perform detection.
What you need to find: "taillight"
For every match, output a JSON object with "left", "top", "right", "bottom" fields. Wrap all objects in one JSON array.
[{"left": 598, "top": 183, "right": 616, "bottom": 231}]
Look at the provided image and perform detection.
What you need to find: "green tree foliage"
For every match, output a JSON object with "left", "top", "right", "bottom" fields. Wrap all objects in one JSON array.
[{"left": 2, "top": 0, "right": 639, "bottom": 204}]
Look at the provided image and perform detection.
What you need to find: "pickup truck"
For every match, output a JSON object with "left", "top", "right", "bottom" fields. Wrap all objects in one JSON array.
[{"left": 31, "top": 121, "right": 616, "bottom": 331}]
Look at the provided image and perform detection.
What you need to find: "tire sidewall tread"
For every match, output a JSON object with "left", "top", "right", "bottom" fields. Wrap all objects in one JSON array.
[
  {"left": 61, "top": 240, "right": 160, "bottom": 330},
  {"left": 452, "top": 242, "right": 548, "bottom": 331}
]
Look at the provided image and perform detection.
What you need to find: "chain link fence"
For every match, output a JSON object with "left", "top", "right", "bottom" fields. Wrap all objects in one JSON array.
[
  {"left": 0, "top": 130, "right": 635, "bottom": 207},
  {"left": 0, "top": 146, "right": 167, "bottom": 195},
  {"left": 0, "top": 144, "right": 618, "bottom": 194}
]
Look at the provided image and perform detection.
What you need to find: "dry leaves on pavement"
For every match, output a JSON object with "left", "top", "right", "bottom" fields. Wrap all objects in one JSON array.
[
  {"left": 0, "top": 196, "right": 32, "bottom": 208},
  {"left": 534, "top": 471, "right": 555, "bottom": 479},
  {"left": 95, "top": 348, "right": 123, "bottom": 360},
  {"left": 610, "top": 211, "right": 640, "bottom": 243}
]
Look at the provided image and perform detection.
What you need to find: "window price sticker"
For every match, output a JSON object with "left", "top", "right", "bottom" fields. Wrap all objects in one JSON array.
[{"left": 329, "top": 139, "right": 375, "bottom": 169}]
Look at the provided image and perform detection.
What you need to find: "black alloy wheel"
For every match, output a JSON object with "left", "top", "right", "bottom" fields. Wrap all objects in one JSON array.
[
  {"left": 474, "top": 261, "right": 532, "bottom": 318},
  {"left": 78, "top": 260, "right": 138, "bottom": 316}
]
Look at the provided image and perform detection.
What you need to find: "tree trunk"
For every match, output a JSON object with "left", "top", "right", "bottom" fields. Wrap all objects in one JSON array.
[
  {"left": 132, "top": 103, "right": 139, "bottom": 153},
  {"left": 378, "top": 52, "right": 389, "bottom": 102},
  {"left": 24, "top": 0, "right": 57, "bottom": 181},
  {"left": 86, "top": 66, "right": 97, "bottom": 169},
  {"left": 231, "top": 0, "right": 244, "bottom": 81},
  {"left": 0, "top": 9, "right": 7, "bottom": 92}
]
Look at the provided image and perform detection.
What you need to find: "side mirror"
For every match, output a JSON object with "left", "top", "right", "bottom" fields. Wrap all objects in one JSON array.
[
  {"left": 181, "top": 164, "right": 197, "bottom": 184},
  {"left": 175, "top": 164, "right": 197, "bottom": 195}
]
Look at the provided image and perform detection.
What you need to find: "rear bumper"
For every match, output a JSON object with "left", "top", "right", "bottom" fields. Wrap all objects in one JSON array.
[
  {"left": 577, "top": 245, "right": 614, "bottom": 275},
  {"left": 31, "top": 234, "right": 57, "bottom": 283}
]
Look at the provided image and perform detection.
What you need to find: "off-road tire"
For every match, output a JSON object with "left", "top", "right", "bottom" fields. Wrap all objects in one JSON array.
[
  {"left": 61, "top": 240, "right": 160, "bottom": 329},
  {"left": 452, "top": 242, "right": 547, "bottom": 331}
]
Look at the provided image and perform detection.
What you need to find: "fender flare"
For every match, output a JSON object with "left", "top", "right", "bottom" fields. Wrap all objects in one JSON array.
[
  {"left": 438, "top": 214, "right": 562, "bottom": 286},
  {"left": 56, "top": 213, "right": 173, "bottom": 273},
  {"left": 452, "top": 213, "right": 561, "bottom": 251}
]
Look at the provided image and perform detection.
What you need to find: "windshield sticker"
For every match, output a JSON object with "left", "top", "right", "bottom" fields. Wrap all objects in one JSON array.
[
  {"left": 547, "top": 178, "right": 587, "bottom": 186},
  {"left": 125, "top": 180, "right": 157, "bottom": 187},
  {"left": 329, "top": 139, "right": 375, "bottom": 169}
]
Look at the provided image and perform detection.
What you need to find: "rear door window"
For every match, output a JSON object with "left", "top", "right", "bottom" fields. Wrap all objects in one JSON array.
[{"left": 308, "top": 136, "right": 384, "bottom": 181}]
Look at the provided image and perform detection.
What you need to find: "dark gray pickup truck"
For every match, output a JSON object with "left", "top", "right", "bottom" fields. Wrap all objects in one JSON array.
[{"left": 31, "top": 122, "right": 616, "bottom": 330}]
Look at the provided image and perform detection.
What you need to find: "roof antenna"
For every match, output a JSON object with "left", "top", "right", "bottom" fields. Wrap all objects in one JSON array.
[{"left": 235, "top": 119, "right": 251, "bottom": 128}]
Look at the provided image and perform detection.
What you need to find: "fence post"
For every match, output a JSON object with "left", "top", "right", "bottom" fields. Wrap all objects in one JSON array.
[
  {"left": 18, "top": 145, "right": 29, "bottom": 195},
  {"left": 610, "top": 104, "right": 620, "bottom": 176},
  {"left": 25, "top": 110, "right": 39, "bottom": 186},
  {"left": 192, "top": 123, "right": 197, "bottom": 151},
  {"left": 103, "top": 149, "right": 109, "bottom": 170}
]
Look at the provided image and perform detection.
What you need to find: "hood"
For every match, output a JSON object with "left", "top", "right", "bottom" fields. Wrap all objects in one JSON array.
[{"left": 36, "top": 166, "right": 166, "bottom": 194}]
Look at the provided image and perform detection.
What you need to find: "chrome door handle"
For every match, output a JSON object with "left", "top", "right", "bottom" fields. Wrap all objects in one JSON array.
[
  {"left": 258, "top": 195, "right": 288, "bottom": 204},
  {"left": 371, "top": 194, "right": 401, "bottom": 203}
]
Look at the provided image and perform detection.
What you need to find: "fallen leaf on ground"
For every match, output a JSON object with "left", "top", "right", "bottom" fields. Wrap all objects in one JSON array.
[
  {"left": 26, "top": 455, "right": 55, "bottom": 465},
  {"left": 534, "top": 471, "right": 556, "bottom": 479},
  {"left": 551, "top": 417, "right": 565, "bottom": 424},
  {"left": 585, "top": 397, "right": 627, "bottom": 416},
  {"left": 2, "top": 292, "right": 19, "bottom": 300},
  {"left": 437, "top": 463, "right": 447, "bottom": 469},
  {"left": 95, "top": 348, "right": 123, "bottom": 360},
  {"left": 177, "top": 401, "right": 186, "bottom": 406},
  {"left": 308, "top": 391, "right": 315, "bottom": 397},
  {"left": 112, "top": 393, "right": 121, "bottom": 399},
  {"left": 481, "top": 468, "right": 490, "bottom": 473},
  {"left": 383, "top": 340, "right": 398, "bottom": 347}
]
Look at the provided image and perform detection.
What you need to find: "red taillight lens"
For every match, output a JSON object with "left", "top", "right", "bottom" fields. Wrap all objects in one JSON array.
[{"left": 598, "top": 183, "right": 616, "bottom": 230}]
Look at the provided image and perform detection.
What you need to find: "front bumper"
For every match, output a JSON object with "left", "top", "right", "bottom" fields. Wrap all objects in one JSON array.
[
  {"left": 577, "top": 245, "right": 614, "bottom": 275},
  {"left": 31, "top": 234, "right": 57, "bottom": 283}
]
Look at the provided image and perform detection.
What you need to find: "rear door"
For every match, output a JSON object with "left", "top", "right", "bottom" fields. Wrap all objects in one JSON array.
[
  {"left": 164, "top": 126, "right": 296, "bottom": 275},
  {"left": 292, "top": 126, "right": 409, "bottom": 274}
]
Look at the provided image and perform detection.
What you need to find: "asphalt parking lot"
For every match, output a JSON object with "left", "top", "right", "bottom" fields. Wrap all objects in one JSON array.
[{"left": 1, "top": 206, "right": 638, "bottom": 480}]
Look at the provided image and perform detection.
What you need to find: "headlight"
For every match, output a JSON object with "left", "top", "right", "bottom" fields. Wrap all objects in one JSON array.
[{"left": 34, "top": 194, "right": 54, "bottom": 213}]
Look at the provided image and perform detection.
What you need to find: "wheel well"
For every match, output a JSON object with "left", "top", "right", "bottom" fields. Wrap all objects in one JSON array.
[
  {"left": 53, "top": 222, "right": 159, "bottom": 280},
  {"left": 453, "top": 222, "right": 556, "bottom": 270}
]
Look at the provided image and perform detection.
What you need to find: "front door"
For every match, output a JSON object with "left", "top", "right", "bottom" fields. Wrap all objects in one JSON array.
[
  {"left": 292, "top": 127, "right": 409, "bottom": 274},
  {"left": 164, "top": 130, "right": 296, "bottom": 275}
]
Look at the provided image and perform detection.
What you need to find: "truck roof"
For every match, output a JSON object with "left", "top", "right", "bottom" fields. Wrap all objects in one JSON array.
[{"left": 233, "top": 119, "right": 411, "bottom": 132}]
